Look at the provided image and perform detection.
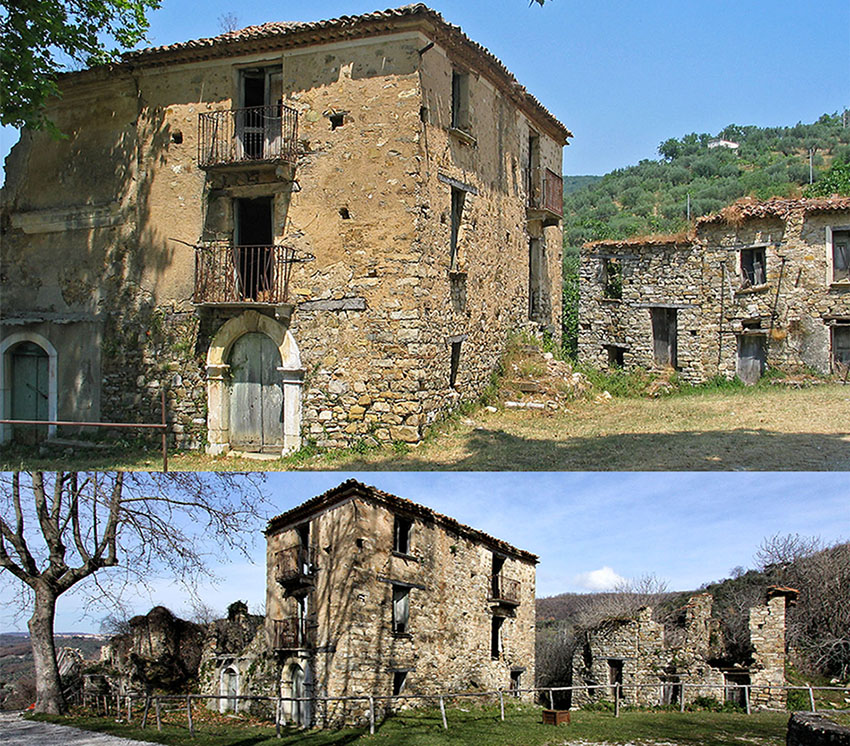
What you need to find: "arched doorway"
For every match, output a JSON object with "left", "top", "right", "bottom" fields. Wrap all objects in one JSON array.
[
  {"left": 0, "top": 333, "right": 58, "bottom": 443},
  {"left": 221, "top": 667, "right": 238, "bottom": 713},
  {"left": 228, "top": 332, "right": 283, "bottom": 451}
]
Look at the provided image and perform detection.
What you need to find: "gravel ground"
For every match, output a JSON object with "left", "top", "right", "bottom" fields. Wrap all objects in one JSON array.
[{"left": 0, "top": 711, "right": 155, "bottom": 746}]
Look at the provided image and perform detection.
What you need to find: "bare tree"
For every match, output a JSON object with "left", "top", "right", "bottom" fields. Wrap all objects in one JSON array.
[
  {"left": 0, "top": 472, "right": 265, "bottom": 714},
  {"left": 218, "top": 12, "right": 240, "bottom": 33},
  {"left": 572, "top": 573, "right": 670, "bottom": 628}
]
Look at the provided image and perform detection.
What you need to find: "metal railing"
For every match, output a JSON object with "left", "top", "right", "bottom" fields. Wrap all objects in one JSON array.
[
  {"left": 526, "top": 167, "right": 564, "bottom": 216},
  {"left": 194, "top": 243, "right": 304, "bottom": 305},
  {"left": 490, "top": 574, "right": 521, "bottom": 604},
  {"left": 198, "top": 104, "right": 299, "bottom": 167},
  {"left": 275, "top": 545, "right": 316, "bottom": 582},
  {"left": 272, "top": 616, "right": 316, "bottom": 649}
]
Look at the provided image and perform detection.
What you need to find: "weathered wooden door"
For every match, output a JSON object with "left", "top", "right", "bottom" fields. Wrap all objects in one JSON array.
[
  {"left": 223, "top": 668, "right": 238, "bottom": 712},
  {"left": 291, "top": 664, "right": 308, "bottom": 727},
  {"left": 10, "top": 342, "right": 49, "bottom": 442},
  {"left": 651, "top": 308, "right": 677, "bottom": 368},
  {"left": 737, "top": 334, "right": 766, "bottom": 385},
  {"left": 228, "top": 333, "right": 283, "bottom": 451}
]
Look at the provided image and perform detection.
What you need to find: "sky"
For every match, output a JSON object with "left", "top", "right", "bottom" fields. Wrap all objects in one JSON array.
[
  {"left": 1, "top": 0, "right": 849, "bottom": 179},
  {"left": 2, "top": 471, "right": 847, "bottom": 633}
]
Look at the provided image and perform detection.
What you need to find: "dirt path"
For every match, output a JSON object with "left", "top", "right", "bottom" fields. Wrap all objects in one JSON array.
[{"left": 0, "top": 711, "right": 154, "bottom": 746}]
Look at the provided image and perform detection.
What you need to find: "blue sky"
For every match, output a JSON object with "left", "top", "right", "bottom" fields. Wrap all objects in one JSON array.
[
  {"left": 2, "top": 472, "right": 847, "bottom": 633},
  {"left": 1, "top": 0, "right": 848, "bottom": 178}
]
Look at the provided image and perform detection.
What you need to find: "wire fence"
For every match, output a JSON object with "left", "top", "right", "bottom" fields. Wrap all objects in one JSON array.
[{"left": 78, "top": 681, "right": 850, "bottom": 738}]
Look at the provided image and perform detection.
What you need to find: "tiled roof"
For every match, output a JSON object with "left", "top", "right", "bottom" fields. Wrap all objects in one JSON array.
[
  {"left": 266, "top": 478, "right": 538, "bottom": 563},
  {"left": 584, "top": 232, "right": 694, "bottom": 250},
  {"left": 123, "top": 4, "right": 569, "bottom": 142},
  {"left": 698, "top": 196, "right": 850, "bottom": 225}
]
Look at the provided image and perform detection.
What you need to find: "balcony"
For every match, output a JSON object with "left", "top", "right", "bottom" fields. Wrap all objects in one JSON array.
[
  {"left": 489, "top": 574, "right": 521, "bottom": 606},
  {"left": 275, "top": 545, "right": 316, "bottom": 590},
  {"left": 272, "top": 616, "right": 316, "bottom": 650},
  {"left": 526, "top": 167, "right": 563, "bottom": 224},
  {"left": 194, "top": 243, "right": 306, "bottom": 306},
  {"left": 198, "top": 104, "right": 299, "bottom": 168}
]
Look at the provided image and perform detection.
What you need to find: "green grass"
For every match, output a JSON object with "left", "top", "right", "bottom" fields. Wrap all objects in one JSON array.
[{"left": 29, "top": 703, "right": 790, "bottom": 745}]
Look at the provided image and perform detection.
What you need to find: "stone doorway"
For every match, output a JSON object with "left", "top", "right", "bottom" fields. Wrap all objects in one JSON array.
[
  {"left": 228, "top": 332, "right": 283, "bottom": 452},
  {"left": 736, "top": 333, "right": 766, "bottom": 385},
  {"left": 0, "top": 332, "right": 58, "bottom": 444},
  {"left": 650, "top": 308, "right": 677, "bottom": 368}
]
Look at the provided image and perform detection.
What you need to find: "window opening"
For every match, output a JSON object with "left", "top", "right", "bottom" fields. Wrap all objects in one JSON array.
[
  {"left": 603, "top": 258, "right": 623, "bottom": 299},
  {"left": 509, "top": 670, "right": 521, "bottom": 697},
  {"left": 392, "top": 585, "right": 410, "bottom": 634},
  {"left": 234, "top": 197, "right": 273, "bottom": 301},
  {"left": 606, "top": 345, "right": 625, "bottom": 368},
  {"left": 450, "top": 341, "right": 462, "bottom": 387},
  {"left": 450, "top": 187, "right": 465, "bottom": 269},
  {"left": 661, "top": 676, "right": 681, "bottom": 705},
  {"left": 338, "top": 207, "right": 351, "bottom": 219},
  {"left": 724, "top": 672, "right": 750, "bottom": 707},
  {"left": 490, "top": 616, "right": 503, "bottom": 659},
  {"left": 491, "top": 554, "right": 505, "bottom": 598},
  {"left": 392, "top": 671, "right": 408, "bottom": 696},
  {"left": 740, "top": 247, "right": 766, "bottom": 287},
  {"left": 527, "top": 132, "right": 540, "bottom": 206},
  {"left": 832, "top": 230, "right": 850, "bottom": 282},
  {"left": 329, "top": 112, "right": 345, "bottom": 130},
  {"left": 650, "top": 308, "right": 678, "bottom": 368},
  {"left": 451, "top": 71, "right": 470, "bottom": 131},
  {"left": 393, "top": 516, "right": 412, "bottom": 555}
]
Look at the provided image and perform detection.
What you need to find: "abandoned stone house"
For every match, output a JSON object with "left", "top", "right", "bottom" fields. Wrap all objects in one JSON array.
[
  {"left": 259, "top": 478, "right": 537, "bottom": 727},
  {"left": 571, "top": 587, "right": 797, "bottom": 711},
  {"left": 579, "top": 197, "right": 850, "bottom": 383},
  {"left": 0, "top": 4, "right": 569, "bottom": 454}
]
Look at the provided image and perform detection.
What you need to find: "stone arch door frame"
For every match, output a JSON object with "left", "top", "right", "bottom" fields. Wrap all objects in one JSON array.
[
  {"left": 206, "top": 310, "right": 304, "bottom": 455},
  {"left": 219, "top": 665, "right": 239, "bottom": 713},
  {"left": 0, "top": 331, "right": 58, "bottom": 443}
]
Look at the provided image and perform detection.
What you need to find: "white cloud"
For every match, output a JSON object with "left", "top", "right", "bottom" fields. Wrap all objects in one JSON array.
[{"left": 574, "top": 566, "right": 626, "bottom": 591}]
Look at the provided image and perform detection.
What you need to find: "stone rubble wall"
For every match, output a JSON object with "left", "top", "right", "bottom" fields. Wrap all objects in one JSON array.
[{"left": 787, "top": 713, "right": 850, "bottom": 746}]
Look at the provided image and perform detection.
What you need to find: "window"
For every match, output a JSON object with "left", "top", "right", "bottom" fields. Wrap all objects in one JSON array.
[
  {"left": 450, "top": 187, "right": 465, "bottom": 269},
  {"left": 740, "top": 247, "right": 766, "bottom": 288},
  {"left": 490, "top": 616, "right": 503, "bottom": 659},
  {"left": 392, "top": 585, "right": 410, "bottom": 634},
  {"left": 393, "top": 516, "right": 412, "bottom": 555},
  {"left": 450, "top": 340, "right": 462, "bottom": 387},
  {"left": 830, "top": 228, "right": 850, "bottom": 283},
  {"left": 832, "top": 326, "right": 850, "bottom": 373},
  {"left": 605, "top": 345, "right": 625, "bottom": 368},
  {"left": 603, "top": 258, "right": 623, "bottom": 299},
  {"left": 451, "top": 71, "right": 470, "bottom": 131},
  {"left": 392, "top": 671, "right": 408, "bottom": 696}
]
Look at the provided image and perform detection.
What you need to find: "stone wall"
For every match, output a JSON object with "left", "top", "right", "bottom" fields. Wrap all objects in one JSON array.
[
  {"left": 788, "top": 714, "right": 850, "bottom": 746},
  {"left": 579, "top": 202, "right": 850, "bottom": 383},
  {"left": 265, "top": 488, "right": 537, "bottom": 727}
]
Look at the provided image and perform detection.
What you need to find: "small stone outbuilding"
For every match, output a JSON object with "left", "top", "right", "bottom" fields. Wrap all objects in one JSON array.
[{"left": 579, "top": 197, "right": 850, "bottom": 383}]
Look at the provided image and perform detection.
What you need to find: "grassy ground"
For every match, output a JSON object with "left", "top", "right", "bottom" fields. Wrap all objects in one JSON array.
[
  {"left": 30, "top": 704, "right": 790, "bottom": 746},
  {"left": 4, "top": 382, "right": 848, "bottom": 471}
]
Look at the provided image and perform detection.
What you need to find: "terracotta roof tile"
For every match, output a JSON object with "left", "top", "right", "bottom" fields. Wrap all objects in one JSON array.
[{"left": 698, "top": 196, "right": 850, "bottom": 225}]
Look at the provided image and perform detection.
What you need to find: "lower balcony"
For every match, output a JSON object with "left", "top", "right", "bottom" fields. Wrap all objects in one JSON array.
[
  {"left": 273, "top": 616, "right": 316, "bottom": 650},
  {"left": 526, "top": 167, "right": 563, "bottom": 224},
  {"left": 194, "top": 243, "right": 303, "bottom": 306},
  {"left": 490, "top": 574, "right": 521, "bottom": 606}
]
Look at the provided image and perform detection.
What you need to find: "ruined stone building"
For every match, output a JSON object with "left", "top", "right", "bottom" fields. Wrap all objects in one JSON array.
[
  {"left": 0, "top": 5, "right": 569, "bottom": 453},
  {"left": 571, "top": 588, "right": 797, "bottom": 711},
  {"left": 579, "top": 197, "right": 850, "bottom": 383},
  {"left": 261, "top": 479, "right": 537, "bottom": 727}
]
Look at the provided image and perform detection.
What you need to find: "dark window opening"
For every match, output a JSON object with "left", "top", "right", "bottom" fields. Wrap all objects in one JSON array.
[
  {"left": 339, "top": 207, "right": 351, "bottom": 219},
  {"left": 235, "top": 197, "right": 273, "bottom": 301},
  {"left": 392, "top": 671, "right": 408, "bottom": 696},
  {"left": 419, "top": 105, "right": 428, "bottom": 123},
  {"left": 450, "top": 187, "right": 465, "bottom": 269},
  {"left": 238, "top": 68, "right": 283, "bottom": 160},
  {"left": 451, "top": 71, "right": 470, "bottom": 131},
  {"left": 392, "top": 585, "right": 410, "bottom": 635},
  {"left": 650, "top": 307, "right": 678, "bottom": 369},
  {"left": 450, "top": 341, "right": 462, "bottom": 387},
  {"left": 606, "top": 345, "right": 625, "bottom": 368},
  {"left": 329, "top": 112, "right": 345, "bottom": 130},
  {"left": 490, "top": 616, "right": 503, "bottom": 659},
  {"left": 527, "top": 132, "right": 540, "bottom": 206},
  {"left": 393, "top": 516, "right": 412, "bottom": 555},
  {"left": 724, "top": 672, "right": 750, "bottom": 707},
  {"left": 171, "top": 130, "right": 183, "bottom": 144},
  {"left": 491, "top": 554, "right": 505, "bottom": 597},
  {"left": 450, "top": 272, "right": 467, "bottom": 312},
  {"left": 297, "top": 523, "right": 309, "bottom": 548},
  {"left": 603, "top": 258, "right": 623, "bottom": 299},
  {"left": 509, "top": 670, "right": 521, "bottom": 696},
  {"left": 740, "top": 248, "right": 766, "bottom": 287},
  {"left": 833, "top": 230, "right": 850, "bottom": 282},
  {"left": 832, "top": 326, "right": 850, "bottom": 373}
]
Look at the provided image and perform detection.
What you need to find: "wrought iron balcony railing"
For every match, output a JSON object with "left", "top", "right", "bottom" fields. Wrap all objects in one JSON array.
[
  {"left": 198, "top": 104, "right": 299, "bottom": 167},
  {"left": 275, "top": 545, "right": 316, "bottom": 584},
  {"left": 490, "top": 574, "right": 521, "bottom": 605},
  {"left": 273, "top": 616, "right": 316, "bottom": 650},
  {"left": 194, "top": 243, "right": 307, "bottom": 305},
  {"left": 526, "top": 167, "right": 564, "bottom": 217}
]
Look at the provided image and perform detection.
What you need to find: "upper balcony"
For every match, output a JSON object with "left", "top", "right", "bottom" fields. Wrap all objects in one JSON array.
[
  {"left": 527, "top": 167, "right": 563, "bottom": 225},
  {"left": 489, "top": 574, "right": 521, "bottom": 607},
  {"left": 198, "top": 104, "right": 299, "bottom": 169},
  {"left": 194, "top": 243, "right": 311, "bottom": 307},
  {"left": 274, "top": 545, "right": 317, "bottom": 591},
  {"left": 272, "top": 616, "right": 316, "bottom": 650}
]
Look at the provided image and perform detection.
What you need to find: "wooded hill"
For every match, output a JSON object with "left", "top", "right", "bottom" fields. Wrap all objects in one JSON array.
[{"left": 563, "top": 112, "right": 850, "bottom": 248}]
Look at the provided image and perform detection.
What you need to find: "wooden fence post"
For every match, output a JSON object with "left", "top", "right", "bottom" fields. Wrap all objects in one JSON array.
[
  {"left": 549, "top": 689, "right": 554, "bottom": 709},
  {"left": 744, "top": 686, "right": 750, "bottom": 715},
  {"left": 368, "top": 696, "right": 375, "bottom": 735},
  {"left": 275, "top": 698, "right": 281, "bottom": 738},
  {"left": 679, "top": 684, "right": 685, "bottom": 713},
  {"left": 614, "top": 684, "right": 620, "bottom": 718},
  {"left": 187, "top": 695, "right": 194, "bottom": 737},
  {"left": 155, "top": 697, "right": 162, "bottom": 732},
  {"left": 499, "top": 690, "right": 505, "bottom": 721},
  {"left": 808, "top": 685, "right": 816, "bottom": 712},
  {"left": 439, "top": 696, "right": 447, "bottom": 730},
  {"left": 127, "top": 695, "right": 132, "bottom": 723},
  {"left": 141, "top": 696, "right": 150, "bottom": 729}
]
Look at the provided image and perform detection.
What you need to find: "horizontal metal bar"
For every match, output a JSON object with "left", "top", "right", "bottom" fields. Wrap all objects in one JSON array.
[{"left": 0, "top": 419, "right": 166, "bottom": 430}]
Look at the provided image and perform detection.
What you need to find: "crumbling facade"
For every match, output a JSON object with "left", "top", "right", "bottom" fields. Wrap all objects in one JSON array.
[
  {"left": 579, "top": 198, "right": 850, "bottom": 383},
  {"left": 571, "top": 588, "right": 797, "bottom": 711},
  {"left": 263, "top": 479, "right": 537, "bottom": 727},
  {"left": 0, "top": 4, "right": 568, "bottom": 453}
]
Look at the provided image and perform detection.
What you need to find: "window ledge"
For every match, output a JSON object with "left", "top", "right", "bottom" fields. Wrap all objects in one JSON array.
[
  {"left": 735, "top": 283, "right": 771, "bottom": 296},
  {"left": 449, "top": 269, "right": 467, "bottom": 278},
  {"left": 600, "top": 297, "right": 623, "bottom": 304},
  {"left": 392, "top": 551, "right": 419, "bottom": 563},
  {"left": 829, "top": 281, "right": 850, "bottom": 291},
  {"left": 392, "top": 631, "right": 413, "bottom": 640},
  {"left": 448, "top": 127, "right": 477, "bottom": 146}
]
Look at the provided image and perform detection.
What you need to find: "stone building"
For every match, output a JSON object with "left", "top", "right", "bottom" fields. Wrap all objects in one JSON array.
[
  {"left": 578, "top": 197, "right": 850, "bottom": 383},
  {"left": 571, "top": 587, "right": 797, "bottom": 710},
  {"left": 0, "top": 4, "right": 569, "bottom": 453},
  {"left": 262, "top": 478, "right": 537, "bottom": 727}
]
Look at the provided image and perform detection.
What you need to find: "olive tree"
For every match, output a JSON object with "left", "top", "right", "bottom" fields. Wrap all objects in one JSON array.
[{"left": 0, "top": 471, "right": 265, "bottom": 714}]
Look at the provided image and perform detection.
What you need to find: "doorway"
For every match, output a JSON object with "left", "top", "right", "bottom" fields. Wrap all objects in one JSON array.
[
  {"left": 222, "top": 667, "right": 238, "bottom": 713},
  {"left": 9, "top": 341, "right": 49, "bottom": 443},
  {"left": 736, "top": 333, "right": 766, "bottom": 384},
  {"left": 238, "top": 68, "right": 283, "bottom": 159},
  {"left": 650, "top": 308, "right": 678, "bottom": 368},
  {"left": 235, "top": 198, "right": 273, "bottom": 301},
  {"left": 228, "top": 332, "right": 283, "bottom": 451}
]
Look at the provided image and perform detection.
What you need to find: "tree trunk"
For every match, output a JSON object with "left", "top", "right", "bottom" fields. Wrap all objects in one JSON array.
[{"left": 28, "top": 586, "right": 66, "bottom": 714}]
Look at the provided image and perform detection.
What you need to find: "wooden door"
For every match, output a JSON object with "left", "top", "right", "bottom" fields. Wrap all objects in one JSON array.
[
  {"left": 651, "top": 308, "right": 677, "bottom": 368},
  {"left": 10, "top": 342, "right": 49, "bottom": 442},
  {"left": 737, "top": 334, "right": 766, "bottom": 385},
  {"left": 228, "top": 333, "right": 283, "bottom": 451}
]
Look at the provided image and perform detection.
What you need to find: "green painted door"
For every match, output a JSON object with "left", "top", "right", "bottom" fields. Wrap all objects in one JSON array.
[
  {"left": 10, "top": 342, "right": 49, "bottom": 442},
  {"left": 228, "top": 333, "right": 283, "bottom": 451}
]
